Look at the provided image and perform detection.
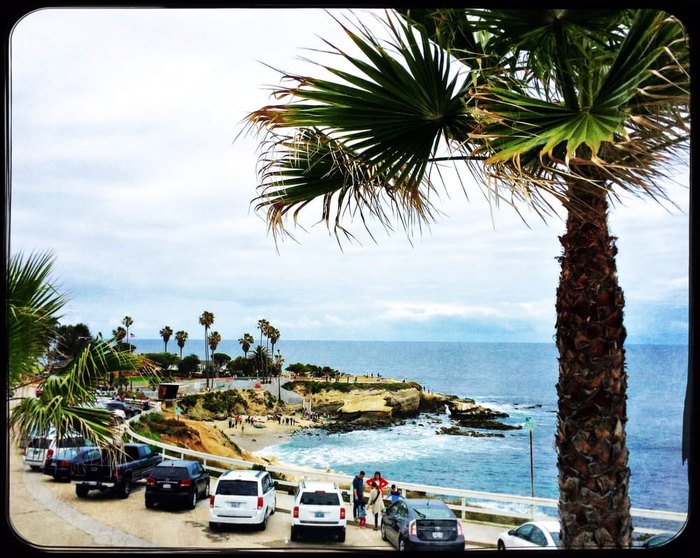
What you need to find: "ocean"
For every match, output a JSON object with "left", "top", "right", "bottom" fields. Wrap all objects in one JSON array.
[{"left": 132, "top": 339, "right": 689, "bottom": 525}]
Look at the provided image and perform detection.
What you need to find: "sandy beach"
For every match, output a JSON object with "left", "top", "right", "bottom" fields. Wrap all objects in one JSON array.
[{"left": 210, "top": 413, "right": 317, "bottom": 454}]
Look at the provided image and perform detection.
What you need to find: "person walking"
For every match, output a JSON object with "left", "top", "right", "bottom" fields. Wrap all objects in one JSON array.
[
  {"left": 352, "top": 470, "right": 365, "bottom": 521},
  {"left": 367, "top": 481, "right": 384, "bottom": 530}
]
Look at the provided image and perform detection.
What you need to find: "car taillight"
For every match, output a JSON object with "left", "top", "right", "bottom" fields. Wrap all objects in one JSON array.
[
  {"left": 59, "top": 460, "right": 70, "bottom": 467},
  {"left": 47, "top": 449, "right": 54, "bottom": 459},
  {"left": 340, "top": 508, "right": 345, "bottom": 520},
  {"left": 257, "top": 496, "right": 263, "bottom": 509},
  {"left": 293, "top": 506, "right": 299, "bottom": 518},
  {"left": 457, "top": 521, "right": 464, "bottom": 536},
  {"left": 180, "top": 479, "right": 192, "bottom": 487},
  {"left": 409, "top": 520, "right": 416, "bottom": 536},
  {"left": 112, "top": 466, "right": 119, "bottom": 480},
  {"left": 146, "top": 477, "right": 155, "bottom": 486},
  {"left": 209, "top": 495, "right": 215, "bottom": 508}
]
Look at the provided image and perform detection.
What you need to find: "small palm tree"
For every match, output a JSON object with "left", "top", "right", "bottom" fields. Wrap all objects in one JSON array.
[
  {"left": 175, "top": 330, "right": 188, "bottom": 359},
  {"left": 239, "top": 332, "right": 254, "bottom": 357},
  {"left": 112, "top": 326, "right": 127, "bottom": 347},
  {"left": 208, "top": 331, "right": 222, "bottom": 377},
  {"left": 160, "top": 325, "right": 174, "bottom": 353},
  {"left": 122, "top": 316, "right": 133, "bottom": 351},
  {"left": 268, "top": 326, "right": 281, "bottom": 360},
  {"left": 7, "top": 251, "right": 160, "bottom": 451},
  {"left": 257, "top": 318, "right": 269, "bottom": 347},
  {"left": 199, "top": 311, "right": 215, "bottom": 388}
]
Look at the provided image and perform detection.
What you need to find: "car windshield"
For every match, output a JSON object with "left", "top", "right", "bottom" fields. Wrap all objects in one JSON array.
[
  {"left": 216, "top": 480, "right": 258, "bottom": 496},
  {"left": 151, "top": 467, "right": 189, "bottom": 481},
  {"left": 548, "top": 530, "right": 561, "bottom": 545},
  {"left": 411, "top": 506, "right": 455, "bottom": 520},
  {"left": 300, "top": 491, "right": 340, "bottom": 506}
]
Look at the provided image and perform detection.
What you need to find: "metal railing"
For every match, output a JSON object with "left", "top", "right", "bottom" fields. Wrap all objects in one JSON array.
[{"left": 123, "top": 422, "right": 686, "bottom": 534}]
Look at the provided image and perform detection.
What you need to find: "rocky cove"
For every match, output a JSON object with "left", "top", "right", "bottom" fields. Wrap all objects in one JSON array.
[
  {"left": 284, "top": 379, "right": 520, "bottom": 437},
  {"left": 172, "top": 378, "right": 521, "bottom": 438}
]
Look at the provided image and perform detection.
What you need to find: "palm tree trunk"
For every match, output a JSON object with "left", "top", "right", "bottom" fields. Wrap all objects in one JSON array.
[{"left": 555, "top": 180, "right": 632, "bottom": 549}]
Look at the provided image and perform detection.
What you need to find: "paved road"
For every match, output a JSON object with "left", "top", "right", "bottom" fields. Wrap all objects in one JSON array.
[{"left": 7, "top": 444, "right": 502, "bottom": 552}]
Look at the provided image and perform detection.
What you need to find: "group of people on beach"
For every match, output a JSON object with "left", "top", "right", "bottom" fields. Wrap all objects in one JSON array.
[{"left": 352, "top": 470, "right": 403, "bottom": 530}]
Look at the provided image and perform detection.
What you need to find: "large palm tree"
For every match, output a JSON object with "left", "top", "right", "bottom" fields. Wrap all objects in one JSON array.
[
  {"left": 175, "top": 330, "right": 188, "bottom": 359},
  {"left": 239, "top": 332, "right": 254, "bottom": 357},
  {"left": 160, "top": 325, "right": 174, "bottom": 353},
  {"left": 243, "top": 9, "right": 689, "bottom": 549},
  {"left": 199, "top": 311, "right": 215, "bottom": 388}
]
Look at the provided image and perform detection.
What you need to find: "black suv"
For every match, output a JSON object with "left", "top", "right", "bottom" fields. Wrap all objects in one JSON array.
[{"left": 145, "top": 459, "right": 210, "bottom": 509}]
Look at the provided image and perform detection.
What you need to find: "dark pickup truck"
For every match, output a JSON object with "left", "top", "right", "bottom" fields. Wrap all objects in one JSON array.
[{"left": 71, "top": 442, "right": 163, "bottom": 499}]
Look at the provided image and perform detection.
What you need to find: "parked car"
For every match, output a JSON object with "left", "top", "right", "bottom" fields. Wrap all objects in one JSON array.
[
  {"left": 24, "top": 429, "right": 91, "bottom": 471},
  {"left": 71, "top": 442, "right": 162, "bottom": 499},
  {"left": 209, "top": 468, "right": 276, "bottom": 530},
  {"left": 634, "top": 532, "right": 675, "bottom": 548},
  {"left": 290, "top": 480, "right": 346, "bottom": 542},
  {"left": 42, "top": 445, "right": 100, "bottom": 482},
  {"left": 380, "top": 497, "right": 465, "bottom": 552},
  {"left": 145, "top": 459, "right": 210, "bottom": 510},
  {"left": 101, "top": 400, "right": 140, "bottom": 418},
  {"left": 497, "top": 520, "right": 561, "bottom": 550}
]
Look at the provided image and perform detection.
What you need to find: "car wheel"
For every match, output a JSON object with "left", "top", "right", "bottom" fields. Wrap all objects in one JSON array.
[
  {"left": 270, "top": 497, "right": 276, "bottom": 515},
  {"left": 290, "top": 526, "right": 300, "bottom": 542},
  {"left": 116, "top": 475, "right": 131, "bottom": 499},
  {"left": 259, "top": 510, "right": 268, "bottom": 531},
  {"left": 497, "top": 540, "right": 506, "bottom": 551},
  {"left": 29, "top": 465, "right": 40, "bottom": 471},
  {"left": 145, "top": 497, "right": 154, "bottom": 509},
  {"left": 380, "top": 523, "right": 388, "bottom": 541},
  {"left": 204, "top": 480, "right": 210, "bottom": 499},
  {"left": 189, "top": 489, "right": 198, "bottom": 509},
  {"left": 75, "top": 484, "right": 90, "bottom": 498},
  {"left": 337, "top": 527, "right": 346, "bottom": 543},
  {"left": 209, "top": 522, "right": 220, "bottom": 531},
  {"left": 398, "top": 537, "right": 406, "bottom": 552}
]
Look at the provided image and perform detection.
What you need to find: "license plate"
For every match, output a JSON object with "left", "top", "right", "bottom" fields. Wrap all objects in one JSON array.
[
  {"left": 432, "top": 532, "right": 444, "bottom": 539},
  {"left": 90, "top": 466, "right": 98, "bottom": 471},
  {"left": 314, "top": 512, "right": 325, "bottom": 518},
  {"left": 229, "top": 502, "right": 240, "bottom": 508},
  {"left": 162, "top": 483, "right": 171, "bottom": 489}
]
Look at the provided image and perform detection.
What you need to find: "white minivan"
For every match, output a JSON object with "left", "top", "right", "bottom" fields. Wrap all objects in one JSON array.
[{"left": 208, "top": 469, "right": 276, "bottom": 530}]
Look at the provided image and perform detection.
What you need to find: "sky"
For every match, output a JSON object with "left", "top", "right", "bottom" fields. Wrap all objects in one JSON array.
[{"left": 7, "top": 7, "right": 690, "bottom": 345}]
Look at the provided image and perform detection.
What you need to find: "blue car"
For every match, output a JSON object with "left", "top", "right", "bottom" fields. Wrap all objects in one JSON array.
[
  {"left": 42, "top": 445, "right": 100, "bottom": 482},
  {"left": 380, "top": 498, "right": 465, "bottom": 552}
]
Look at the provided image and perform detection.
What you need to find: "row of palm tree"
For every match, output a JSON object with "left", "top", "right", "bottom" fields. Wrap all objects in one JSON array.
[{"left": 241, "top": 8, "right": 689, "bottom": 549}]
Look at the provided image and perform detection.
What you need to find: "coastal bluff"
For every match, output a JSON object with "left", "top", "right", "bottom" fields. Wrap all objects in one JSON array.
[{"left": 285, "top": 379, "right": 518, "bottom": 433}]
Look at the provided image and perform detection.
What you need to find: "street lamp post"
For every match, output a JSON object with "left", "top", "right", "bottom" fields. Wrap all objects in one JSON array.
[{"left": 524, "top": 416, "right": 535, "bottom": 519}]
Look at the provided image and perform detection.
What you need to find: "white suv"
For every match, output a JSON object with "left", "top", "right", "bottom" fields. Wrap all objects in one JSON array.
[
  {"left": 209, "top": 469, "right": 276, "bottom": 530},
  {"left": 290, "top": 480, "right": 347, "bottom": 542}
]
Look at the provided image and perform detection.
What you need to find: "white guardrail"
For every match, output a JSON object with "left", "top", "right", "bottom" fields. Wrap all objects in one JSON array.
[{"left": 123, "top": 422, "right": 686, "bottom": 534}]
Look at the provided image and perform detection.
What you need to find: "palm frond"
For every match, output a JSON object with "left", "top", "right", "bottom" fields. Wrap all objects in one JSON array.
[
  {"left": 8, "top": 251, "right": 67, "bottom": 387},
  {"left": 244, "top": 11, "right": 472, "bottom": 240}
]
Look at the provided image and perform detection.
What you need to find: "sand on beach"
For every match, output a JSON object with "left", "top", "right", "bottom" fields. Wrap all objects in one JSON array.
[{"left": 210, "top": 414, "right": 315, "bottom": 454}]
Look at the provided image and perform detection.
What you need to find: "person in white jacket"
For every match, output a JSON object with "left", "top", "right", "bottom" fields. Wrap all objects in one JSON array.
[{"left": 367, "top": 481, "right": 385, "bottom": 530}]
